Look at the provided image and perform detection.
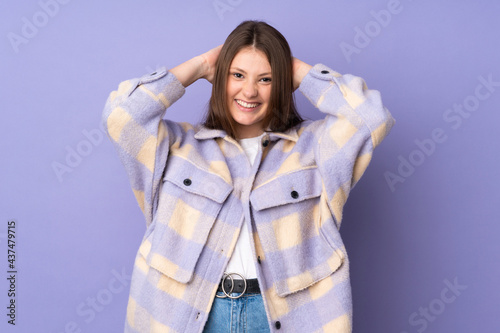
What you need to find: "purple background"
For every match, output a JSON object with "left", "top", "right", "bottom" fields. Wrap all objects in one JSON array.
[{"left": 1, "top": 0, "right": 499, "bottom": 332}]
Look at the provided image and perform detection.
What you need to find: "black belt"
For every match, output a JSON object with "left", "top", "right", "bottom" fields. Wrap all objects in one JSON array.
[{"left": 216, "top": 273, "right": 260, "bottom": 299}]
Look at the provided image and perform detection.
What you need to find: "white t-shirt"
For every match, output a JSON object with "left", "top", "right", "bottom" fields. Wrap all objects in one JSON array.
[{"left": 224, "top": 133, "right": 265, "bottom": 279}]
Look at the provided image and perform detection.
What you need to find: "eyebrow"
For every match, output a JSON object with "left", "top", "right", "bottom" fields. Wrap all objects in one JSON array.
[{"left": 230, "top": 67, "right": 271, "bottom": 76}]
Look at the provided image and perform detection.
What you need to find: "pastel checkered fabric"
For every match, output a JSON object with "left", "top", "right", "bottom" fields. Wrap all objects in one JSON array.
[{"left": 102, "top": 64, "right": 395, "bottom": 332}]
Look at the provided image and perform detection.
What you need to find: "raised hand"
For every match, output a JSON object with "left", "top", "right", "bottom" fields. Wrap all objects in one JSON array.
[
  {"left": 200, "top": 45, "right": 222, "bottom": 83},
  {"left": 292, "top": 57, "right": 312, "bottom": 91}
]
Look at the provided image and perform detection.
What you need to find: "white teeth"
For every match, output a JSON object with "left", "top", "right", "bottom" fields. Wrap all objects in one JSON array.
[{"left": 236, "top": 100, "right": 259, "bottom": 108}]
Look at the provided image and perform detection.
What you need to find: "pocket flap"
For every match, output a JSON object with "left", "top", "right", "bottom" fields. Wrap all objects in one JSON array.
[
  {"left": 250, "top": 167, "right": 322, "bottom": 211},
  {"left": 163, "top": 156, "right": 232, "bottom": 204}
]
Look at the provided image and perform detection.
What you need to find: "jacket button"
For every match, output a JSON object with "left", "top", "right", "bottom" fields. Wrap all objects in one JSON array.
[
  {"left": 290, "top": 190, "right": 299, "bottom": 199},
  {"left": 321, "top": 70, "right": 329, "bottom": 74},
  {"left": 275, "top": 321, "right": 281, "bottom": 329},
  {"left": 183, "top": 178, "right": 192, "bottom": 186},
  {"left": 262, "top": 139, "right": 269, "bottom": 147}
]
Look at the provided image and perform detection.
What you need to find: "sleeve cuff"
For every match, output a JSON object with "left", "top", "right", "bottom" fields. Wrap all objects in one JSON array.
[
  {"left": 298, "top": 64, "right": 343, "bottom": 107},
  {"left": 128, "top": 67, "right": 186, "bottom": 106}
]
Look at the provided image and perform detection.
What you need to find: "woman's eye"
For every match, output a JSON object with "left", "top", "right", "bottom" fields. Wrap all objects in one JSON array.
[
  {"left": 232, "top": 73, "right": 243, "bottom": 78},
  {"left": 260, "top": 77, "right": 272, "bottom": 83}
]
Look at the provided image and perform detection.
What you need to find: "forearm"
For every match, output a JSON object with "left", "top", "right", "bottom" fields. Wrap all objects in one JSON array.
[{"left": 169, "top": 56, "right": 205, "bottom": 88}]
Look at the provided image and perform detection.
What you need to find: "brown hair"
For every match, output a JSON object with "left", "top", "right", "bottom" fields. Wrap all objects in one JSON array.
[{"left": 203, "top": 20, "right": 303, "bottom": 139}]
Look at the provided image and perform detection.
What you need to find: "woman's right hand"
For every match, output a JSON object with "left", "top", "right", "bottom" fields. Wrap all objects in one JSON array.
[{"left": 199, "top": 45, "right": 222, "bottom": 83}]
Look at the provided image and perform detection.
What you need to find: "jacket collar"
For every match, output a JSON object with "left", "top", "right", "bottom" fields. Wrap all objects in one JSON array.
[{"left": 194, "top": 125, "right": 299, "bottom": 143}]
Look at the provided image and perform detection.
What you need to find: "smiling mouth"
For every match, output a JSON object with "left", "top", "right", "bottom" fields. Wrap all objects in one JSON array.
[{"left": 235, "top": 99, "right": 260, "bottom": 109}]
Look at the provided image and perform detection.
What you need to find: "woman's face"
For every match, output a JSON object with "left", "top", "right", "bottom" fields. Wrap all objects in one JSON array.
[{"left": 226, "top": 47, "right": 272, "bottom": 139}]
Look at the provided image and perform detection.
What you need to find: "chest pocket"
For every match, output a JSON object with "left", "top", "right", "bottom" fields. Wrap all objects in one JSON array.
[
  {"left": 250, "top": 167, "right": 345, "bottom": 297},
  {"left": 140, "top": 155, "right": 233, "bottom": 284}
]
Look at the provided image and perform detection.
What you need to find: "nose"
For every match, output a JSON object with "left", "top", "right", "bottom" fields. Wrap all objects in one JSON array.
[{"left": 242, "top": 81, "right": 258, "bottom": 99}]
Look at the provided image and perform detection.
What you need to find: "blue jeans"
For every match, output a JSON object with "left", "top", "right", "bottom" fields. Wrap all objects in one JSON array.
[{"left": 203, "top": 292, "right": 271, "bottom": 333}]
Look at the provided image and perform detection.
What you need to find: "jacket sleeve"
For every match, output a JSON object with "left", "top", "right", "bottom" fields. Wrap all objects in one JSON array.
[
  {"left": 299, "top": 64, "right": 395, "bottom": 227},
  {"left": 102, "top": 67, "right": 186, "bottom": 227}
]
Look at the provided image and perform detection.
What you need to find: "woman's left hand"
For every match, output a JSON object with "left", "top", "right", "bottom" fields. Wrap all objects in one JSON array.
[
  {"left": 200, "top": 45, "right": 223, "bottom": 83},
  {"left": 292, "top": 57, "right": 312, "bottom": 91}
]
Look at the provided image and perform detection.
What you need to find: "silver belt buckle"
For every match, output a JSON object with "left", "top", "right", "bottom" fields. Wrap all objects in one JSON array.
[{"left": 216, "top": 272, "right": 247, "bottom": 299}]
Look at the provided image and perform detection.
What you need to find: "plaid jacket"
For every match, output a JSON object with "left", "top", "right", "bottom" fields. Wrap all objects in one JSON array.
[{"left": 102, "top": 64, "right": 395, "bottom": 332}]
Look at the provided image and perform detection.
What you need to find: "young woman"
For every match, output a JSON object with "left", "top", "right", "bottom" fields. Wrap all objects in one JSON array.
[{"left": 103, "top": 20, "right": 394, "bottom": 333}]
